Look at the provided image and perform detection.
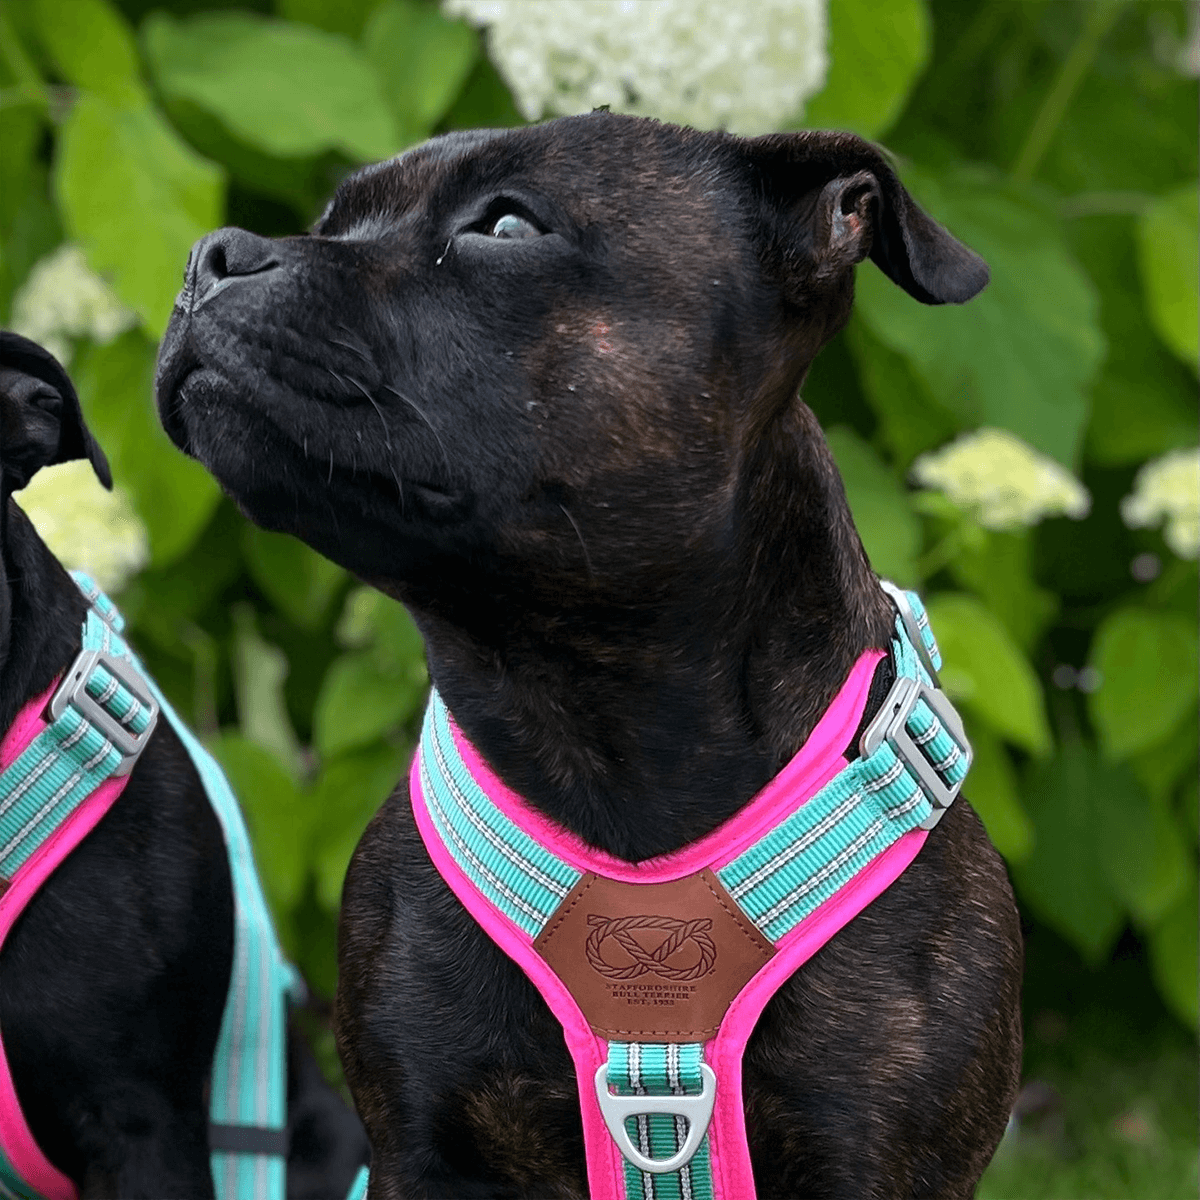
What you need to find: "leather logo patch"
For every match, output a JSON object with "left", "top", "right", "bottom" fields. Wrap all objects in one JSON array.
[
  {"left": 534, "top": 868, "right": 776, "bottom": 1042},
  {"left": 585, "top": 914, "right": 716, "bottom": 981}
]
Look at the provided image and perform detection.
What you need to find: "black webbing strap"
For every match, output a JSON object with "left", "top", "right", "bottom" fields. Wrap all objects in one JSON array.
[{"left": 209, "top": 1122, "right": 289, "bottom": 1157}]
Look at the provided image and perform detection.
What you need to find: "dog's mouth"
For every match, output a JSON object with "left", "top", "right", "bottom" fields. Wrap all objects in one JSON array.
[{"left": 156, "top": 352, "right": 463, "bottom": 521}]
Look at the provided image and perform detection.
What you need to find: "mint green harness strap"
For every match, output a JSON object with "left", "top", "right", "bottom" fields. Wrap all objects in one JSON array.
[
  {"left": 70, "top": 575, "right": 300, "bottom": 1200},
  {"left": 606, "top": 1043, "right": 714, "bottom": 1200}
]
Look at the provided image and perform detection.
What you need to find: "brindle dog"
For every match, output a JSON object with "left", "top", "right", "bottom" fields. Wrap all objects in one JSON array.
[
  {"left": 156, "top": 115, "right": 1023, "bottom": 1199},
  {"left": 0, "top": 332, "right": 368, "bottom": 1197}
]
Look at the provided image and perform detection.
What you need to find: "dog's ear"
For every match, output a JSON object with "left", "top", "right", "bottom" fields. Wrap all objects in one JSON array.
[
  {"left": 0, "top": 331, "right": 112, "bottom": 496},
  {"left": 741, "top": 131, "right": 988, "bottom": 306}
]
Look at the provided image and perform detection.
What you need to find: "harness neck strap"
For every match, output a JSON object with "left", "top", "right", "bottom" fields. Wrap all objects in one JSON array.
[{"left": 411, "top": 587, "right": 970, "bottom": 1200}]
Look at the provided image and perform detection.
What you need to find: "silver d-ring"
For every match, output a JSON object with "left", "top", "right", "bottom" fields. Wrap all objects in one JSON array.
[{"left": 593, "top": 1063, "right": 716, "bottom": 1175}]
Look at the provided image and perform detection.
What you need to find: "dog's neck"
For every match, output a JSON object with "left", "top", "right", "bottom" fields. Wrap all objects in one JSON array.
[
  {"left": 408, "top": 404, "right": 895, "bottom": 862},
  {"left": 0, "top": 498, "right": 88, "bottom": 735}
]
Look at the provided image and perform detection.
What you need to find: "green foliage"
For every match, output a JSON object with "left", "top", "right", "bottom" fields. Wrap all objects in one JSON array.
[
  {"left": 801, "top": 0, "right": 929, "bottom": 138},
  {"left": 825, "top": 425, "right": 920, "bottom": 585},
  {"left": 1088, "top": 608, "right": 1199, "bottom": 762},
  {"left": 1137, "top": 183, "right": 1200, "bottom": 371},
  {"left": 1013, "top": 745, "right": 1127, "bottom": 964},
  {"left": 363, "top": 0, "right": 478, "bottom": 146},
  {"left": 143, "top": 11, "right": 400, "bottom": 160},
  {"left": 55, "top": 95, "right": 225, "bottom": 334},
  {"left": 73, "top": 330, "right": 222, "bottom": 561},
  {"left": 31, "top": 0, "right": 144, "bottom": 106},
  {"left": 926, "top": 592, "right": 1052, "bottom": 756},
  {"left": 6, "top": 0, "right": 1197, "bottom": 1057},
  {"left": 855, "top": 167, "right": 1105, "bottom": 466}
]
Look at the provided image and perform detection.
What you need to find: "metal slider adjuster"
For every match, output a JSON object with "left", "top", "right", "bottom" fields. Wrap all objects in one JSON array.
[
  {"left": 859, "top": 675, "right": 971, "bottom": 830},
  {"left": 48, "top": 649, "right": 160, "bottom": 776},
  {"left": 594, "top": 1063, "right": 717, "bottom": 1175}
]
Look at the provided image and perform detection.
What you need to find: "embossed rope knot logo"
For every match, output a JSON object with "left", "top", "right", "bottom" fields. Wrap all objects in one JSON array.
[{"left": 585, "top": 914, "right": 717, "bottom": 981}]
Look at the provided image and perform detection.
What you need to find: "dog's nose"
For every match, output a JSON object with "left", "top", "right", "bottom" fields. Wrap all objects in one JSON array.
[{"left": 187, "top": 227, "right": 280, "bottom": 309}]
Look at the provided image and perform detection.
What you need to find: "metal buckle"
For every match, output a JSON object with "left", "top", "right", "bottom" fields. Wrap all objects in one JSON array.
[
  {"left": 594, "top": 1063, "right": 717, "bottom": 1175},
  {"left": 859, "top": 675, "right": 970, "bottom": 830},
  {"left": 48, "top": 649, "right": 159, "bottom": 776},
  {"left": 880, "top": 580, "right": 940, "bottom": 684}
]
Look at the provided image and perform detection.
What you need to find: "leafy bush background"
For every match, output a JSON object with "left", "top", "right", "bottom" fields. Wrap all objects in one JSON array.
[{"left": 1, "top": 0, "right": 1195, "bottom": 1087}]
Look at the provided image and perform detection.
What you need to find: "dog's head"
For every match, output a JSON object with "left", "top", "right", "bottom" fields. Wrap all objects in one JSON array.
[{"left": 156, "top": 116, "right": 984, "bottom": 609}]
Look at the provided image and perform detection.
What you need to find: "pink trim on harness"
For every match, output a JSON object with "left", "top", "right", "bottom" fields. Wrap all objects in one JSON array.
[
  {"left": 0, "top": 682, "right": 131, "bottom": 1200},
  {"left": 411, "top": 649, "right": 930, "bottom": 1199}
]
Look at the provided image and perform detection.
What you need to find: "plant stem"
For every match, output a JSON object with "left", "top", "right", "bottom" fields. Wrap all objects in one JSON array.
[{"left": 1011, "top": 0, "right": 1126, "bottom": 184}]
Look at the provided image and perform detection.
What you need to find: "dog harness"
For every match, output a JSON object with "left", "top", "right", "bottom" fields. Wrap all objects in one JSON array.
[
  {"left": 0, "top": 574, "right": 301, "bottom": 1200},
  {"left": 411, "top": 584, "right": 971, "bottom": 1200}
]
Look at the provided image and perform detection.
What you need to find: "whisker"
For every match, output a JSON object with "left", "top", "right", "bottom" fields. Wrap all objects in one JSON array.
[
  {"left": 327, "top": 330, "right": 374, "bottom": 365},
  {"left": 559, "top": 503, "right": 595, "bottom": 580},
  {"left": 381, "top": 383, "right": 452, "bottom": 475}
]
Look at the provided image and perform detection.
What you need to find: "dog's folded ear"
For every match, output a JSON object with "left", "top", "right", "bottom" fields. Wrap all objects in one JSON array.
[
  {"left": 742, "top": 131, "right": 988, "bottom": 306},
  {"left": 0, "top": 331, "right": 112, "bottom": 495}
]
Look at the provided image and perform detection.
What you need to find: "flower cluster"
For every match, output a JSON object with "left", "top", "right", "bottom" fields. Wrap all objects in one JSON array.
[
  {"left": 443, "top": 0, "right": 828, "bottom": 133},
  {"left": 911, "top": 428, "right": 1091, "bottom": 531},
  {"left": 1120, "top": 446, "right": 1199, "bottom": 560},
  {"left": 15, "top": 461, "right": 149, "bottom": 593},
  {"left": 11, "top": 244, "right": 136, "bottom": 366}
]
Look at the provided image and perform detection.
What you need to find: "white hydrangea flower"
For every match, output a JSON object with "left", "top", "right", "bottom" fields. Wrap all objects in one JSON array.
[
  {"left": 14, "top": 461, "right": 149, "bottom": 593},
  {"left": 1120, "top": 446, "right": 1199, "bottom": 560},
  {"left": 11, "top": 244, "right": 137, "bottom": 367},
  {"left": 911, "top": 428, "right": 1091, "bottom": 531},
  {"left": 443, "top": 0, "right": 828, "bottom": 133}
]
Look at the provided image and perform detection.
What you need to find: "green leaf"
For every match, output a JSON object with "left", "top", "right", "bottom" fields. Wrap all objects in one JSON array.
[
  {"left": 242, "top": 525, "right": 346, "bottom": 631},
  {"left": 1088, "top": 608, "right": 1199, "bottom": 762},
  {"left": 313, "top": 649, "right": 426, "bottom": 759},
  {"left": 30, "top": 0, "right": 143, "bottom": 106},
  {"left": 143, "top": 12, "right": 398, "bottom": 162},
  {"left": 364, "top": 0, "right": 479, "bottom": 146},
  {"left": 1070, "top": 214, "right": 1198, "bottom": 467},
  {"left": 1136, "top": 184, "right": 1199, "bottom": 371},
  {"left": 311, "top": 742, "right": 410, "bottom": 910},
  {"left": 0, "top": 155, "right": 60, "bottom": 327},
  {"left": 439, "top": 49, "right": 524, "bottom": 131},
  {"left": 824, "top": 425, "right": 920, "bottom": 586},
  {"left": 1129, "top": 715, "right": 1199, "bottom": 807},
  {"left": 54, "top": 93, "right": 224, "bottom": 335},
  {"left": 1012, "top": 744, "right": 1125, "bottom": 964},
  {"left": 855, "top": 166, "right": 1105, "bottom": 466},
  {"left": 232, "top": 604, "right": 303, "bottom": 776},
  {"left": 925, "top": 592, "right": 1052, "bottom": 756},
  {"left": 208, "top": 733, "right": 312, "bottom": 917},
  {"left": 844, "top": 317, "right": 956, "bottom": 469},
  {"left": 948, "top": 528, "right": 1058, "bottom": 652},
  {"left": 1147, "top": 877, "right": 1199, "bottom": 1030},
  {"left": 154, "top": 93, "right": 341, "bottom": 222},
  {"left": 964, "top": 723, "right": 1033, "bottom": 863},
  {"left": 71, "top": 331, "right": 221, "bottom": 564},
  {"left": 276, "top": 0, "right": 381, "bottom": 39},
  {"left": 1091, "top": 761, "right": 1190, "bottom": 927},
  {"left": 336, "top": 585, "right": 426, "bottom": 671},
  {"left": 802, "top": 0, "right": 930, "bottom": 138}
]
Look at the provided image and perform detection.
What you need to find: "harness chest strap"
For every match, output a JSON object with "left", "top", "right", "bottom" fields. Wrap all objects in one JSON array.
[
  {"left": 411, "top": 587, "right": 970, "bottom": 1200},
  {"left": 0, "top": 575, "right": 299, "bottom": 1200}
]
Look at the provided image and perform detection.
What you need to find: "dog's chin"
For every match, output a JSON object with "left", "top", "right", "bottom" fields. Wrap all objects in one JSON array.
[{"left": 157, "top": 360, "right": 473, "bottom": 577}]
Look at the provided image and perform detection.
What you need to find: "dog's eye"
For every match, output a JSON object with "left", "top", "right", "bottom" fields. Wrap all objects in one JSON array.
[{"left": 487, "top": 213, "right": 541, "bottom": 240}]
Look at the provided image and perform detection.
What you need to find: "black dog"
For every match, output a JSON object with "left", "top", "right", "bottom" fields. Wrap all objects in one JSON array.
[
  {"left": 0, "top": 332, "right": 368, "bottom": 1197},
  {"left": 157, "top": 115, "right": 1023, "bottom": 1199}
]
